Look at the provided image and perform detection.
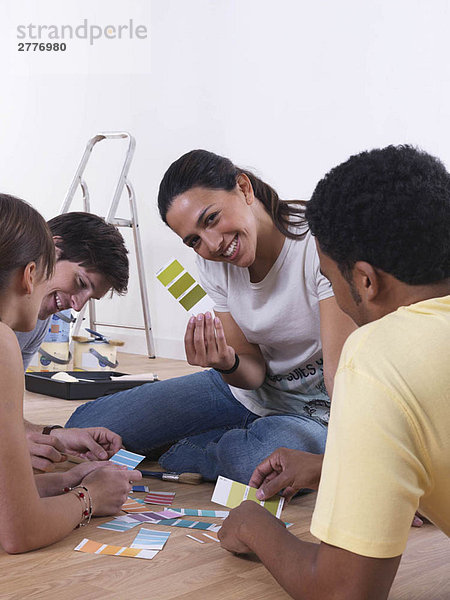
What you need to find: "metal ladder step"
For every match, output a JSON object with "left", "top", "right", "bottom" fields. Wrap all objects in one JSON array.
[{"left": 60, "top": 131, "right": 155, "bottom": 358}]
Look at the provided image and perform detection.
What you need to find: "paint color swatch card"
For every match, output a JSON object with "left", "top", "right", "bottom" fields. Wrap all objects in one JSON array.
[
  {"left": 153, "top": 518, "right": 221, "bottom": 532},
  {"left": 110, "top": 449, "right": 145, "bottom": 470},
  {"left": 121, "top": 498, "right": 155, "bottom": 513},
  {"left": 74, "top": 538, "right": 158, "bottom": 560},
  {"left": 156, "top": 258, "right": 215, "bottom": 316},
  {"left": 144, "top": 491, "right": 176, "bottom": 506},
  {"left": 120, "top": 514, "right": 221, "bottom": 531},
  {"left": 123, "top": 512, "right": 167, "bottom": 524},
  {"left": 114, "top": 515, "right": 148, "bottom": 524},
  {"left": 170, "top": 508, "right": 229, "bottom": 518},
  {"left": 130, "top": 528, "right": 171, "bottom": 550},
  {"left": 132, "top": 485, "right": 149, "bottom": 493},
  {"left": 149, "top": 509, "right": 182, "bottom": 519},
  {"left": 97, "top": 518, "right": 140, "bottom": 532},
  {"left": 121, "top": 509, "right": 182, "bottom": 524},
  {"left": 211, "top": 476, "right": 284, "bottom": 519},
  {"left": 186, "top": 531, "right": 220, "bottom": 544}
]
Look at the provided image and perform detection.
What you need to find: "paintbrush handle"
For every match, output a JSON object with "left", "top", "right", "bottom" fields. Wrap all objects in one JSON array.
[
  {"left": 161, "top": 473, "right": 183, "bottom": 483},
  {"left": 140, "top": 470, "right": 203, "bottom": 485},
  {"left": 161, "top": 472, "right": 203, "bottom": 485},
  {"left": 175, "top": 472, "right": 203, "bottom": 485},
  {"left": 140, "top": 470, "right": 164, "bottom": 479}
]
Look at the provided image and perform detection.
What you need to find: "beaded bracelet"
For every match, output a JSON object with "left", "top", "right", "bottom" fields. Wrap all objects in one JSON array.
[{"left": 63, "top": 485, "right": 93, "bottom": 528}]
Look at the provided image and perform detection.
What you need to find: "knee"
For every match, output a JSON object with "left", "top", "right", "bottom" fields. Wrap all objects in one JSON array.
[
  {"left": 65, "top": 402, "right": 90, "bottom": 427},
  {"left": 214, "top": 428, "right": 262, "bottom": 484},
  {"left": 213, "top": 418, "right": 327, "bottom": 483}
]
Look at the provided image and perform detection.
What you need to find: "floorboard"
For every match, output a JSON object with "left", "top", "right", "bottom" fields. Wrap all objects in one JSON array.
[{"left": 1, "top": 352, "right": 448, "bottom": 599}]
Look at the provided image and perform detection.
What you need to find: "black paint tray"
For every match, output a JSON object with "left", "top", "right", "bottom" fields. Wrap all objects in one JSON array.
[{"left": 25, "top": 371, "right": 155, "bottom": 400}]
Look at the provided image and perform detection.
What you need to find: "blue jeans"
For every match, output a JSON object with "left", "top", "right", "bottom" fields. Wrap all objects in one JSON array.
[{"left": 66, "top": 369, "right": 327, "bottom": 484}]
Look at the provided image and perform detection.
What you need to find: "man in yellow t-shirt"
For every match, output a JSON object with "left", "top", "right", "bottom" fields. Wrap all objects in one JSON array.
[{"left": 217, "top": 145, "right": 450, "bottom": 599}]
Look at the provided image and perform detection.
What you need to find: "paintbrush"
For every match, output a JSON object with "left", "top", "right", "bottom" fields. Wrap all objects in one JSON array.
[{"left": 140, "top": 470, "right": 203, "bottom": 485}]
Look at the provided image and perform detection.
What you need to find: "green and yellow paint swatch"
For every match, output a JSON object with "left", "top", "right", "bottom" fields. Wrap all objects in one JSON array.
[
  {"left": 156, "top": 259, "right": 215, "bottom": 315},
  {"left": 211, "top": 475, "right": 284, "bottom": 518}
]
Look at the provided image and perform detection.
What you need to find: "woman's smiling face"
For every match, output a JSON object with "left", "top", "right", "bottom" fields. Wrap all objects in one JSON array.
[{"left": 166, "top": 176, "right": 259, "bottom": 268}]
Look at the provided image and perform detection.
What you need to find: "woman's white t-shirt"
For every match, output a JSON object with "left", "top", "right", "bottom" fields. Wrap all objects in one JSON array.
[{"left": 196, "top": 230, "right": 334, "bottom": 422}]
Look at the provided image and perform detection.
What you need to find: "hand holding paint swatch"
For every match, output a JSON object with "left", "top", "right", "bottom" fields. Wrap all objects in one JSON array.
[
  {"left": 157, "top": 258, "right": 237, "bottom": 372},
  {"left": 211, "top": 476, "right": 284, "bottom": 519},
  {"left": 184, "top": 310, "right": 237, "bottom": 372},
  {"left": 157, "top": 258, "right": 215, "bottom": 316}
]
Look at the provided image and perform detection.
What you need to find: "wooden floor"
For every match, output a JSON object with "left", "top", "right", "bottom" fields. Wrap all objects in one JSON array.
[{"left": 1, "top": 352, "right": 449, "bottom": 600}]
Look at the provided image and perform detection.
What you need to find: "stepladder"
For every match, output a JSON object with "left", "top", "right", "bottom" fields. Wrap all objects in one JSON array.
[{"left": 60, "top": 131, "right": 156, "bottom": 358}]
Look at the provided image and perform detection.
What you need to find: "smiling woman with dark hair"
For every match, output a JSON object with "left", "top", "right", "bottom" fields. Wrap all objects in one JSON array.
[{"left": 67, "top": 149, "right": 356, "bottom": 484}]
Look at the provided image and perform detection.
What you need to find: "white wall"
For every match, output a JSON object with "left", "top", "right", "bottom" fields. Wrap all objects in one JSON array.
[{"left": 1, "top": 0, "right": 449, "bottom": 359}]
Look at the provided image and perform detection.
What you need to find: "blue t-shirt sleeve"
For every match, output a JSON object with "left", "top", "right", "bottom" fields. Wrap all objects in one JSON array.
[{"left": 15, "top": 318, "right": 50, "bottom": 371}]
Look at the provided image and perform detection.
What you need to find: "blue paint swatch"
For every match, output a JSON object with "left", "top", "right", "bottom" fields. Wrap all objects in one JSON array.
[
  {"left": 132, "top": 485, "right": 149, "bottom": 493},
  {"left": 153, "top": 518, "right": 221, "bottom": 532},
  {"left": 131, "top": 528, "right": 171, "bottom": 550},
  {"left": 98, "top": 519, "right": 140, "bottom": 532},
  {"left": 110, "top": 449, "right": 146, "bottom": 470}
]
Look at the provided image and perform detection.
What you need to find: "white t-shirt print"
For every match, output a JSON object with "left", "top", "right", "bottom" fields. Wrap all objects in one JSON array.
[{"left": 197, "top": 230, "right": 334, "bottom": 422}]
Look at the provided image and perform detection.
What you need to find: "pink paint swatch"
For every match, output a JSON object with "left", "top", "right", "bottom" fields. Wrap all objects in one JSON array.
[{"left": 144, "top": 491, "right": 176, "bottom": 506}]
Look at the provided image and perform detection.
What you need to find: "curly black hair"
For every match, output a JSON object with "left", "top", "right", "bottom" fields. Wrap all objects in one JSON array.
[{"left": 306, "top": 145, "right": 450, "bottom": 285}]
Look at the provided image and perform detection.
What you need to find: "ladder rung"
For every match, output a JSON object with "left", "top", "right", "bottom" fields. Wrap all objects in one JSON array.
[
  {"left": 61, "top": 132, "right": 156, "bottom": 358},
  {"left": 92, "top": 322, "right": 151, "bottom": 332},
  {"left": 111, "top": 218, "right": 132, "bottom": 227}
]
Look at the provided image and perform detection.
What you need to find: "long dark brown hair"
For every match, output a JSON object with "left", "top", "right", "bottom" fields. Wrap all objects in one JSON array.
[
  {"left": 0, "top": 193, "right": 55, "bottom": 292},
  {"left": 158, "top": 150, "right": 307, "bottom": 240}
]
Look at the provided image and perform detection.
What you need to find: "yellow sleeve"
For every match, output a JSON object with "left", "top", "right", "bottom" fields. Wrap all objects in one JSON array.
[{"left": 310, "top": 365, "right": 430, "bottom": 558}]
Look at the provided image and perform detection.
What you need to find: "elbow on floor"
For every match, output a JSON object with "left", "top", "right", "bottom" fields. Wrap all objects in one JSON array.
[{"left": 1, "top": 533, "right": 44, "bottom": 555}]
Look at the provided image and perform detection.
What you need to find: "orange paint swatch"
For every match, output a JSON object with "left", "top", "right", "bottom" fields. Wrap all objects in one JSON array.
[
  {"left": 74, "top": 538, "right": 158, "bottom": 560},
  {"left": 121, "top": 498, "right": 155, "bottom": 513}
]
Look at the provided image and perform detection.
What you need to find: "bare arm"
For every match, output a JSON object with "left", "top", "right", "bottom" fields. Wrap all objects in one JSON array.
[
  {"left": 34, "top": 461, "right": 121, "bottom": 497},
  {"left": 23, "top": 419, "right": 46, "bottom": 434},
  {"left": 0, "top": 325, "right": 140, "bottom": 554},
  {"left": 219, "top": 502, "right": 401, "bottom": 600},
  {"left": 185, "top": 311, "right": 266, "bottom": 389},
  {"left": 319, "top": 297, "right": 356, "bottom": 397},
  {"left": 248, "top": 447, "right": 423, "bottom": 530}
]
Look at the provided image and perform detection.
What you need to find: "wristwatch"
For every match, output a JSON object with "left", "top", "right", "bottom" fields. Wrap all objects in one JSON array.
[{"left": 42, "top": 425, "right": 63, "bottom": 435}]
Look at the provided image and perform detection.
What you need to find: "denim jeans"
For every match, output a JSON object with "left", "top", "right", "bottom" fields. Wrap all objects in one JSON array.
[{"left": 66, "top": 369, "right": 328, "bottom": 484}]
